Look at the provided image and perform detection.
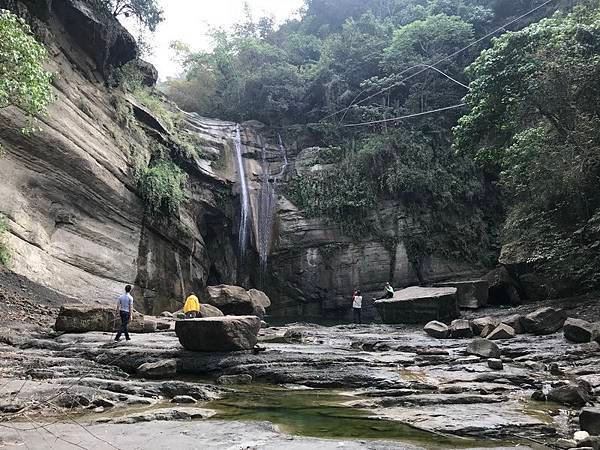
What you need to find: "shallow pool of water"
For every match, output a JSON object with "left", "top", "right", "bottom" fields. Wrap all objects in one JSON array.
[{"left": 206, "top": 385, "right": 519, "bottom": 449}]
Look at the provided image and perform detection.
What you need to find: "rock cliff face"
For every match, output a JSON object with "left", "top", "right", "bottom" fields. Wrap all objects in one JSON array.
[{"left": 0, "top": 0, "right": 482, "bottom": 320}]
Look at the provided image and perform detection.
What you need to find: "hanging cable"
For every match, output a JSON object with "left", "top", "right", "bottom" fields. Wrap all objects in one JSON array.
[
  {"left": 320, "top": 0, "right": 556, "bottom": 122},
  {"left": 342, "top": 103, "right": 467, "bottom": 128}
]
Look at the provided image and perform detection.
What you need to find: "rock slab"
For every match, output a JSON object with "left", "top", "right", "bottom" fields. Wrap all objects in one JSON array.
[
  {"left": 375, "top": 287, "right": 459, "bottom": 324},
  {"left": 434, "top": 280, "right": 488, "bottom": 309},
  {"left": 175, "top": 316, "right": 261, "bottom": 352},
  {"left": 55, "top": 305, "right": 144, "bottom": 333}
]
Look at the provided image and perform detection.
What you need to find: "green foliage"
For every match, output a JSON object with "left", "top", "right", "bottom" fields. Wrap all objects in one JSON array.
[
  {"left": 110, "top": 60, "right": 144, "bottom": 91},
  {"left": 0, "top": 10, "right": 53, "bottom": 124},
  {"left": 454, "top": 3, "right": 600, "bottom": 287},
  {"left": 0, "top": 214, "right": 10, "bottom": 266},
  {"left": 98, "top": 0, "right": 163, "bottom": 31},
  {"left": 136, "top": 160, "right": 188, "bottom": 214}
]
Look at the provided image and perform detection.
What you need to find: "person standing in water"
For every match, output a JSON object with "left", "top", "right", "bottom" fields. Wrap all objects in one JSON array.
[
  {"left": 352, "top": 290, "right": 363, "bottom": 324},
  {"left": 115, "top": 285, "right": 133, "bottom": 341}
]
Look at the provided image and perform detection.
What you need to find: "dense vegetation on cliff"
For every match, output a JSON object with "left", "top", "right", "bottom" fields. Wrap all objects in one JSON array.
[
  {"left": 164, "top": 0, "right": 588, "bottom": 277},
  {"left": 456, "top": 4, "right": 600, "bottom": 289}
]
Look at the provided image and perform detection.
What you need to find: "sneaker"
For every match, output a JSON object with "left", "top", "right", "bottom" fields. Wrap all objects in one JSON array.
[{"left": 126, "top": 338, "right": 131, "bottom": 341}]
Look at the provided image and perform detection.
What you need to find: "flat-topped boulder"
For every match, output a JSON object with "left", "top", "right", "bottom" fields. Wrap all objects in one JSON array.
[
  {"left": 55, "top": 304, "right": 144, "bottom": 333},
  {"left": 434, "top": 280, "right": 488, "bottom": 309},
  {"left": 375, "top": 286, "right": 459, "bottom": 324},
  {"left": 206, "top": 285, "right": 271, "bottom": 318},
  {"left": 175, "top": 316, "right": 261, "bottom": 352}
]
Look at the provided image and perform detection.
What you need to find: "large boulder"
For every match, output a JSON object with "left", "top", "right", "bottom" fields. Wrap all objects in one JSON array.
[
  {"left": 424, "top": 321, "right": 449, "bottom": 339},
  {"left": 374, "top": 287, "right": 459, "bottom": 324},
  {"left": 547, "top": 384, "right": 592, "bottom": 407},
  {"left": 55, "top": 304, "right": 144, "bottom": 333},
  {"left": 206, "top": 285, "right": 271, "bottom": 318},
  {"left": 434, "top": 280, "right": 488, "bottom": 309},
  {"left": 175, "top": 316, "right": 261, "bottom": 352},
  {"left": 563, "top": 318, "right": 599, "bottom": 343},
  {"left": 522, "top": 307, "right": 567, "bottom": 335},
  {"left": 466, "top": 338, "right": 501, "bottom": 359},
  {"left": 580, "top": 408, "right": 600, "bottom": 435},
  {"left": 198, "top": 304, "right": 224, "bottom": 318}
]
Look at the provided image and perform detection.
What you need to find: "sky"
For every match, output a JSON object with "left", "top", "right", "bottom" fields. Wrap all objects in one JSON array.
[{"left": 131, "top": 0, "right": 305, "bottom": 80}]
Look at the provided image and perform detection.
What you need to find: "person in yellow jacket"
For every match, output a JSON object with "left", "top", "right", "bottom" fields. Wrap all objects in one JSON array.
[{"left": 183, "top": 293, "right": 200, "bottom": 319}]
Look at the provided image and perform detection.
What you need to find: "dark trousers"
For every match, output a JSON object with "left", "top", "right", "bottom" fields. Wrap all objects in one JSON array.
[
  {"left": 115, "top": 310, "right": 130, "bottom": 341},
  {"left": 353, "top": 307, "right": 362, "bottom": 324}
]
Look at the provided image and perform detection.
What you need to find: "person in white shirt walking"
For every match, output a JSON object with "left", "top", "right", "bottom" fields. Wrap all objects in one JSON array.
[
  {"left": 352, "top": 290, "right": 363, "bottom": 324},
  {"left": 115, "top": 285, "right": 133, "bottom": 341}
]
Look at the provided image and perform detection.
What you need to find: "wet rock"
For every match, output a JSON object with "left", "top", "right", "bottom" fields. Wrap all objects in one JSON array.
[
  {"left": 175, "top": 316, "right": 261, "bottom": 351},
  {"left": 502, "top": 314, "right": 525, "bottom": 334},
  {"left": 580, "top": 408, "right": 600, "bottom": 435},
  {"left": 434, "top": 280, "right": 488, "bottom": 309},
  {"left": 547, "top": 384, "right": 592, "bottom": 407},
  {"left": 564, "top": 318, "right": 599, "bottom": 343},
  {"left": 450, "top": 319, "right": 473, "bottom": 339},
  {"left": 56, "top": 393, "right": 91, "bottom": 408},
  {"left": 93, "top": 398, "right": 115, "bottom": 408},
  {"left": 471, "top": 317, "right": 500, "bottom": 336},
  {"left": 488, "top": 359, "right": 504, "bottom": 370},
  {"left": 157, "top": 381, "right": 218, "bottom": 401},
  {"left": 108, "top": 407, "right": 215, "bottom": 424},
  {"left": 55, "top": 305, "right": 144, "bottom": 333},
  {"left": 522, "top": 307, "right": 567, "bottom": 335},
  {"left": 171, "top": 395, "right": 197, "bottom": 404},
  {"left": 198, "top": 304, "right": 224, "bottom": 318},
  {"left": 424, "top": 321, "right": 449, "bottom": 339},
  {"left": 556, "top": 438, "right": 577, "bottom": 449},
  {"left": 375, "top": 287, "right": 459, "bottom": 324},
  {"left": 466, "top": 338, "right": 501, "bottom": 359},
  {"left": 283, "top": 328, "right": 304, "bottom": 343},
  {"left": 487, "top": 324, "right": 516, "bottom": 340},
  {"left": 137, "top": 360, "right": 177, "bottom": 378},
  {"left": 217, "top": 374, "right": 253, "bottom": 385},
  {"left": 206, "top": 285, "right": 270, "bottom": 318}
]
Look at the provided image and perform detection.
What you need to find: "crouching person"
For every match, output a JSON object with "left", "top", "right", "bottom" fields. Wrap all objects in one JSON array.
[{"left": 183, "top": 293, "right": 200, "bottom": 319}]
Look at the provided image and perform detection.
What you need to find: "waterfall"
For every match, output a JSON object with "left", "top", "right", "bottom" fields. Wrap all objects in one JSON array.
[
  {"left": 257, "top": 134, "right": 288, "bottom": 274},
  {"left": 234, "top": 124, "right": 250, "bottom": 257}
]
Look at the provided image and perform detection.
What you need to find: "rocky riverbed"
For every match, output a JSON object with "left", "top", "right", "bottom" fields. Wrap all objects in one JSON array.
[{"left": 0, "top": 294, "right": 599, "bottom": 449}]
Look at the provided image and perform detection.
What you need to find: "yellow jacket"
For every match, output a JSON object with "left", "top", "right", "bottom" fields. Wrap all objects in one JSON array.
[{"left": 183, "top": 295, "right": 200, "bottom": 313}]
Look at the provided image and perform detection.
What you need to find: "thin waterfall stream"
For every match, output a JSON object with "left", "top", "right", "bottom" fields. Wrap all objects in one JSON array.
[
  {"left": 234, "top": 124, "right": 250, "bottom": 257},
  {"left": 257, "top": 134, "right": 288, "bottom": 276}
]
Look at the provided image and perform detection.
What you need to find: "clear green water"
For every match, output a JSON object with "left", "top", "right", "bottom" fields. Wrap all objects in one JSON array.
[{"left": 206, "top": 385, "right": 515, "bottom": 449}]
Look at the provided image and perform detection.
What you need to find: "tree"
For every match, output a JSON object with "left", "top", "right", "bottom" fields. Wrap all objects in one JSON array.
[
  {"left": 454, "top": 4, "right": 600, "bottom": 288},
  {"left": 102, "top": 0, "right": 163, "bottom": 31},
  {"left": 0, "top": 10, "right": 53, "bottom": 124}
]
